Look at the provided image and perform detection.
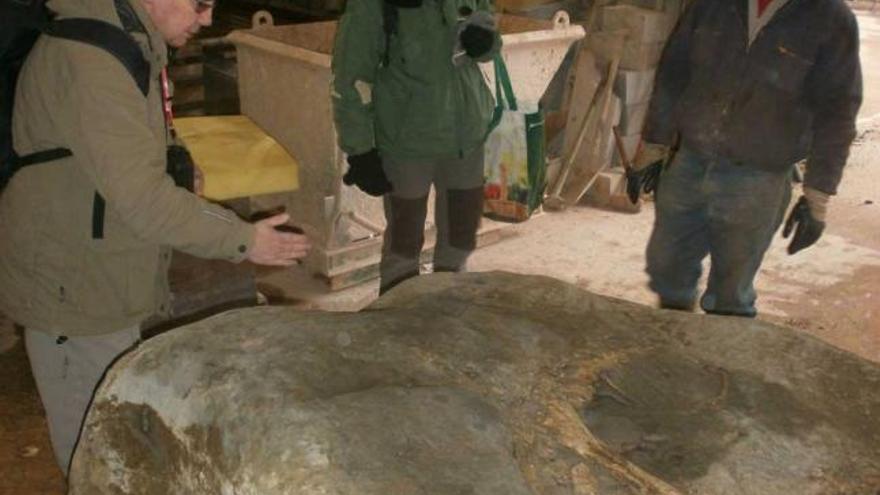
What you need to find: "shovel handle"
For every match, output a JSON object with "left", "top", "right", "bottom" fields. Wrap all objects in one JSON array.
[{"left": 611, "top": 126, "right": 633, "bottom": 173}]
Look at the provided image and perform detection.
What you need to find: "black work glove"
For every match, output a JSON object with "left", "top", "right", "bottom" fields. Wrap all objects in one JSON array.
[
  {"left": 460, "top": 24, "right": 495, "bottom": 59},
  {"left": 625, "top": 161, "right": 663, "bottom": 204},
  {"left": 343, "top": 148, "right": 393, "bottom": 197},
  {"left": 782, "top": 196, "right": 825, "bottom": 255}
]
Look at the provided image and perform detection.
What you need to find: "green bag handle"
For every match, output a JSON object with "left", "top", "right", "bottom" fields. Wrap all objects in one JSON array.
[
  {"left": 494, "top": 54, "right": 517, "bottom": 111},
  {"left": 487, "top": 54, "right": 517, "bottom": 135}
]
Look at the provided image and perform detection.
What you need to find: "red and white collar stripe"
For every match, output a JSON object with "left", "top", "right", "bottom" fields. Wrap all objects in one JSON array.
[{"left": 748, "top": 0, "right": 790, "bottom": 45}]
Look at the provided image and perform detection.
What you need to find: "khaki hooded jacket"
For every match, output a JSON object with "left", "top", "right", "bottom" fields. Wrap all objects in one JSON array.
[{"left": 0, "top": 0, "right": 255, "bottom": 335}]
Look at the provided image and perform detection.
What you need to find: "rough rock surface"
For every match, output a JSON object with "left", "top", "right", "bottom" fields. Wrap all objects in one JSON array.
[{"left": 69, "top": 272, "right": 880, "bottom": 494}]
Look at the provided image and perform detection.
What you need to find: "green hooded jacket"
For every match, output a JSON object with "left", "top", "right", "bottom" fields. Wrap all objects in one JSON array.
[
  {"left": 332, "top": 0, "right": 501, "bottom": 162},
  {"left": 0, "top": 0, "right": 255, "bottom": 335}
]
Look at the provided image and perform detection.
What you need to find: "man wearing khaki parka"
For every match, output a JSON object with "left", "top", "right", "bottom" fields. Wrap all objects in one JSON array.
[{"left": 1, "top": 0, "right": 312, "bottom": 476}]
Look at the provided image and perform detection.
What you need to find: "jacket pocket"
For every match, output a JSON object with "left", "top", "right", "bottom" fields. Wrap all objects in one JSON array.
[
  {"left": 759, "top": 45, "right": 813, "bottom": 95},
  {"left": 31, "top": 233, "right": 76, "bottom": 310},
  {"left": 70, "top": 247, "right": 159, "bottom": 320},
  {"left": 90, "top": 207, "right": 149, "bottom": 253},
  {"left": 691, "top": 26, "right": 726, "bottom": 66},
  {"left": 374, "top": 80, "right": 413, "bottom": 148}
]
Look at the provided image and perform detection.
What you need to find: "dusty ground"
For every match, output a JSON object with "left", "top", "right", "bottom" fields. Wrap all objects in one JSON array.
[{"left": 2, "top": 9, "right": 879, "bottom": 495}]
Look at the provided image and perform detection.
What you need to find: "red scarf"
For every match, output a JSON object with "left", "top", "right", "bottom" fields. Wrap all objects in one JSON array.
[{"left": 757, "top": 0, "right": 773, "bottom": 16}]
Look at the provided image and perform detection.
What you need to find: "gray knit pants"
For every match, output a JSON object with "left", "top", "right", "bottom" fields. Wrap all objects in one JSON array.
[
  {"left": 25, "top": 326, "right": 141, "bottom": 476},
  {"left": 380, "top": 146, "right": 485, "bottom": 293}
]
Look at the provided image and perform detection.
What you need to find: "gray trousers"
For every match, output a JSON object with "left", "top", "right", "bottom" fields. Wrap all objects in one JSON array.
[
  {"left": 25, "top": 326, "right": 141, "bottom": 476},
  {"left": 380, "top": 146, "right": 485, "bottom": 293}
]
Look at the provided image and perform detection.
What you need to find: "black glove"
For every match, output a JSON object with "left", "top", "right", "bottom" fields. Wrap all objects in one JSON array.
[
  {"left": 343, "top": 148, "right": 393, "bottom": 197},
  {"left": 782, "top": 196, "right": 825, "bottom": 255},
  {"left": 625, "top": 160, "right": 663, "bottom": 204},
  {"left": 460, "top": 24, "right": 495, "bottom": 59}
]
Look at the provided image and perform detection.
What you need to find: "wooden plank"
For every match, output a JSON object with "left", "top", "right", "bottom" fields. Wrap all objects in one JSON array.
[
  {"left": 168, "top": 63, "right": 204, "bottom": 83},
  {"left": 557, "top": 31, "right": 625, "bottom": 207},
  {"left": 171, "top": 43, "right": 203, "bottom": 60},
  {"left": 547, "top": 31, "right": 625, "bottom": 210},
  {"left": 560, "top": 47, "right": 603, "bottom": 172},
  {"left": 545, "top": 45, "right": 603, "bottom": 206},
  {"left": 172, "top": 85, "right": 205, "bottom": 106}
]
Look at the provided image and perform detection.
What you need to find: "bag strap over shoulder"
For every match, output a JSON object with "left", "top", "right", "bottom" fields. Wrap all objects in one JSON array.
[
  {"left": 14, "top": 18, "right": 151, "bottom": 239},
  {"left": 11, "top": 17, "right": 150, "bottom": 173},
  {"left": 45, "top": 18, "right": 150, "bottom": 97}
]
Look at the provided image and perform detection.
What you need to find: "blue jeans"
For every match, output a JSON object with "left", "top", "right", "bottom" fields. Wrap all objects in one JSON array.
[{"left": 646, "top": 148, "right": 792, "bottom": 317}]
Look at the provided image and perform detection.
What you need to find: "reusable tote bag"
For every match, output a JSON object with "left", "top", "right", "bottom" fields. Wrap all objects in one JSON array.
[{"left": 483, "top": 55, "right": 546, "bottom": 222}]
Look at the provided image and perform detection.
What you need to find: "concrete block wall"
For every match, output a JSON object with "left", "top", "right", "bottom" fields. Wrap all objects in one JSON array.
[
  {"left": 602, "top": 4, "right": 670, "bottom": 42},
  {"left": 614, "top": 68, "right": 656, "bottom": 106},
  {"left": 594, "top": 2, "right": 682, "bottom": 169},
  {"left": 618, "top": 101, "right": 649, "bottom": 136}
]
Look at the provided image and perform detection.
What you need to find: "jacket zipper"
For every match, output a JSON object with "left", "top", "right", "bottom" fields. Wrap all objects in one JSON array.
[{"left": 448, "top": 0, "right": 466, "bottom": 157}]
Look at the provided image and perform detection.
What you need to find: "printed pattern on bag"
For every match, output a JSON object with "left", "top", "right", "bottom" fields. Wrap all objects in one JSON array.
[{"left": 483, "top": 55, "right": 546, "bottom": 222}]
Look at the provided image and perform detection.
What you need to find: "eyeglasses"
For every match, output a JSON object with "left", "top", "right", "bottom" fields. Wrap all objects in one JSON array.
[{"left": 192, "top": 0, "right": 215, "bottom": 14}]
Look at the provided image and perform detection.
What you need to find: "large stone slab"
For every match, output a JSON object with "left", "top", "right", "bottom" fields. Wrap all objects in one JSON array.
[{"left": 69, "top": 272, "right": 880, "bottom": 495}]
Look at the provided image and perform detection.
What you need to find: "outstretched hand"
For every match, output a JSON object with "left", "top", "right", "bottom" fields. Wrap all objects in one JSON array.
[{"left": 248, "top": 213, "right": 312, "bottom": 266}]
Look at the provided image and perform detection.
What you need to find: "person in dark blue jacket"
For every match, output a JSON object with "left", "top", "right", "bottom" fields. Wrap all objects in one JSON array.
[{"left": 626, "top": 0, "right": 862, "bottom": 316}]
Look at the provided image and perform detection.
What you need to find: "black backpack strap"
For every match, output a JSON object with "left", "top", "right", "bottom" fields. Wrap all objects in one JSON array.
[
  {"left": 44, "top": 18, "right": 150, "bottom": 239},
  {"left": 382, "top": 1, "right": 398, "bottom": 67},
  {"left": 13, "top": 18, "right": 150, "bottom": 170},
  {"left": 44, "top": 18, "right": 150, "bottom": 97},
  {"left": 7, "top": 17, "right": 150, "bottom": 239},
  {"left": 114, "top": 0, "right": 149, "bottom": 38},
  {"left": 16, "top": 147, "right": 73, "bottom": 166},
  {"left": 0, "top": 147, "right": 72, "bottom": 190}
]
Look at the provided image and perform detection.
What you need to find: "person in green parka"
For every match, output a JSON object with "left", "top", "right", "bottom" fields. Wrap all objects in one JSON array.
[{"left": 331, "top": 0, "right": 501, "bottom": 294}]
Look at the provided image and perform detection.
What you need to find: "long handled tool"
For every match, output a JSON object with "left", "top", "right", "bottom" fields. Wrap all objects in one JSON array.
[
  {"left": 612, "top": 126, "right": 633, "bottom": 173},
  {"left": 607, "top": 126, "right": 642, "bottom": 212},
  {"left": 544, "top": 56, "right": 618, "bottom": 210}
]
